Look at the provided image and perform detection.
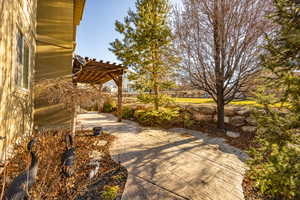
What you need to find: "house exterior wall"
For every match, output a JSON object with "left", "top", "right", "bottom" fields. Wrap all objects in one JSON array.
[
  {"left": 0, "top": 0, "right": 37, "bottom": 161},
  {"left": 34, "top": 0, "right": 85, "bottom": 129}
]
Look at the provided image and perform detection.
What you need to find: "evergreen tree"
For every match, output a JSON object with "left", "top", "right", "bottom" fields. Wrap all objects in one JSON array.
[
  {"left": 248, "top": 0, "right": 300, "bottom": 199},
  {"left": 110, "top": 0, "right": 179, "bottom": 110}
]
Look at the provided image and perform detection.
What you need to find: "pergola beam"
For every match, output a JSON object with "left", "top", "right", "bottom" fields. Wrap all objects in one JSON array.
[{"left": 73, "top": 56, "right": 127, "bottom": 122}]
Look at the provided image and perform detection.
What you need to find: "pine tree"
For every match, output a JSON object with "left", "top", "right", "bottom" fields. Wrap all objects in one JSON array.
[
  {"left": 110, "top": 0, "right": 179, "bottom": 110},
  {"left": 248, "top": 0, "right": 300, "bottom": 199}
]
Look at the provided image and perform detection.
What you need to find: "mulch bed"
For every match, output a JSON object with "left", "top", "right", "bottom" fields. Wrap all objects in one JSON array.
[
  {"left": 0, "top": 130, "right": 127, "bottom": 200},
  {"left": 187, "top": 122, "right": 257, "bottom": 150},
  {"left": 242, "top": 175, "right": 268, "bottom": 200}
]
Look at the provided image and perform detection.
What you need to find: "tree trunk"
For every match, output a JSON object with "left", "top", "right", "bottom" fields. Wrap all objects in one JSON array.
[
  {"left": 117, "top": 75, "right": 123, "bottom": 122},
  {"left": 154, "top": 81, "right": 159, "bottom": 110},
  {"left": 213, "top": 0, "right": 225, "bottom": 130},
  {"left": 216, "top": 90, "right": 225, "bottom": 130},
  {"left": 153, "top": 70, "right": 159, "bottom": 110}
]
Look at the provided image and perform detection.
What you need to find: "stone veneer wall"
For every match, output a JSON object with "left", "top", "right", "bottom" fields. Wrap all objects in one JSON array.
[{"left": 0, "top": 0, "right": 37, "bottom": 163}]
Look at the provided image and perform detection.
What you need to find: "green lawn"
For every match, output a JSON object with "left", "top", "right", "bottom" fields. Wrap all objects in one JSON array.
[
  {"left": 173, "top": 98, "right": 214, "bottom": 104},
  {"left": 173, "top": 98, "right": 259, "bottom": 106},
  {"left": 173, "top": 98, "right": 289, "bottom": 108},
  {"left": 126, "top": 97, "right": 286, "bottom": 108}
]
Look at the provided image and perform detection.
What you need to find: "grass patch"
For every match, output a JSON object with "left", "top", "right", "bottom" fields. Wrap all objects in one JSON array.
[
  {"left": 173, "top": 98, "right": 258, "bottom": 106},
  {"left": 173, "top": 98, "right": 289, "bottom": 107},
  {"left": 230, "top": 100, "right": 259, "bottom": 106},
  {"left": 173, "top": 98, "right": 214, "bottom": 104},
  {"left": 125, "top": 97, "right": 287, "bottom": 108}
]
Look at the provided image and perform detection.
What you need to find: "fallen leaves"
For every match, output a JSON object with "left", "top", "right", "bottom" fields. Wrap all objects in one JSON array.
[{"left": 0, "top": 129, "right": 127, "bottom": 200}]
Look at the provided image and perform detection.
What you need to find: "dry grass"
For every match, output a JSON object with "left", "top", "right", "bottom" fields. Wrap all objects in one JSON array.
[{"left": 0, "top": 130, "right": 127, "bottom": 200}]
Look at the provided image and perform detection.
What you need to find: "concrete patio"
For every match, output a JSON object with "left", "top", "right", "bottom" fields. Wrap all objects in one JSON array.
[{"left": 78, "top": 112, "right": 248, "bottom": 200}]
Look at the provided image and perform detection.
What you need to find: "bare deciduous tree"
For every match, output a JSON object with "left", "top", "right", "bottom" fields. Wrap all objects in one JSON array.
[{"left": 174, "top": 0, "right": 273, "bottom": 129}]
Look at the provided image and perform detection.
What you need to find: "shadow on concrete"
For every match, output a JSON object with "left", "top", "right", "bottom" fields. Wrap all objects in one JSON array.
[{"left": 78, "top": 113, "right": 247, "bottom": 200}]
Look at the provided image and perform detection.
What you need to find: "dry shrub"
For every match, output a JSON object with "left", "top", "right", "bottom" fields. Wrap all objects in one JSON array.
[{"left": 34, "top": 78, "right": 103, "bottom": 111}]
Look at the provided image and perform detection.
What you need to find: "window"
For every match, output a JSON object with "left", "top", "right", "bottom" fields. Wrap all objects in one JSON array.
[
  {"left": 15, "top": 28, "right": 30, "bottom": 89},
  {"left": 16, "top": 30, "right": 23, "bottom": 64},
  {"left": 23, "top": 44, "right": 30, "bottom": 89}
]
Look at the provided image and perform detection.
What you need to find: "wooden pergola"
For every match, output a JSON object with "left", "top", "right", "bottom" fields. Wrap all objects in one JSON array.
[{"left": 72, "top": 55, "right": 127, "bottom": 121}]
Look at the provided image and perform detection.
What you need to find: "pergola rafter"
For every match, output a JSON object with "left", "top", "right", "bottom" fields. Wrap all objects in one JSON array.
[{"left": 73, "top": 55, "right": 127, "bottom": 121}]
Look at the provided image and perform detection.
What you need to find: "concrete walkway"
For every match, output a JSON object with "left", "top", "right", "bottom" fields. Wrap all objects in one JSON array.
[{"left": 78, "top": 113, "right": 248, "bottom": 200}]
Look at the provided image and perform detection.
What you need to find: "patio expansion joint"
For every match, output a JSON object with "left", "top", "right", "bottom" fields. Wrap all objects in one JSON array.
[{"left": 130, "top": 172, "right": 191, "bottom": 200}]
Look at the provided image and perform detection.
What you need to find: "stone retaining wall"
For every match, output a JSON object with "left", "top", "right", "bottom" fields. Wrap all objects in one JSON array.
[
  {"left": 177, "top": 104, "right": 257, "bottom": 132},
  {"left": 125, "top": 103, "right": 257, "bottom": 132}
]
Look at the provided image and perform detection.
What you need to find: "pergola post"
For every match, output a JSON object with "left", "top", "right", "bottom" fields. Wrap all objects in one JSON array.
[
  {"left": 116, "top": 74, "right": 123, "bottom": 122},
  {"left": 98, "top": 84, "right": 103, "bottom": 113}
]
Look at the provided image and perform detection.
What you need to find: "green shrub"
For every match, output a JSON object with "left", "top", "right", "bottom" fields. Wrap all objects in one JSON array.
[
  {"left": 248, "top": 144, "right": 300, "bottom": 199},
  {"left": 102, "top": 95, "right": 116, "bottom": 113},
  {"left": 101, "top": 185, "right": 119, "bottom": 200},
  {"left": 247, "top": 1, "right": 300, "bottom": 199},
  {"left": 137, "top": 93, "right": 174, "bottom": 107},
  {"left": 182, "top": 113, "right": 194, "bottom": 128},
  {"left": 103, "top": 102, "right": 116, "bottom": 113},
  {"left": 248, "top": 106, "right": 300, "bottom": 199},
  {"left": 103, "top": 103, "right": 113, "bottom": 113},
  {"left": 134, "top": 108, "right": 179, "bottom": 127},
  {"left": 122, "top": 106, "right": 135, "bottom": 119},
  {"left": 137, "top": 93, "right": 153, "bottom": 104}
]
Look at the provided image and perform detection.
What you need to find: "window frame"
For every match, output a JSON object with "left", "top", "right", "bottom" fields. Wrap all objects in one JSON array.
[
  {"left": 22, "top": 42, "right": 31, "bottom": 90},
  {"left": 15, "top": 27, "right": 31, "bottom": 91}
]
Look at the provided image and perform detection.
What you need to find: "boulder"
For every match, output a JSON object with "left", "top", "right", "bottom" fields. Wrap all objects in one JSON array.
[
  {"left": 193, "top": 113, "right": 213, "bottom": 122},
  {"left": 226, "top": 131, "right": 240, "bottom": 138},
  {"left": 185, "top": 104, "right": 196, "bottom": 112},
  {"left": 214, "top": 115, "right": 230, "bottom": 123},
  {"left": 224, "top": 107, "right": 239, "bottom": 116},
  {"left": 230, "top": 116, "right": 246, "bottom": 127},
  {"left": 242, "top": 126, "right": 257, "bottom": 132},
  {"left": 193, "top": 104, "right": 216, "bottom": 115},
  {"left": 178, "top": 103, "right": 191, "bottom": 112},
  {"left": 237, "top": 108, "right": 251, "bottom": 116},
  {"left": 246, "top": 117, "right": 257, "bottom": 126}
]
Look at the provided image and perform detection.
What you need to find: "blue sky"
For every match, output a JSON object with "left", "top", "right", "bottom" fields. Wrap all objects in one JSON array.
[{"left": 75, "top": 0, "right": 182, "bottom": 64}]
